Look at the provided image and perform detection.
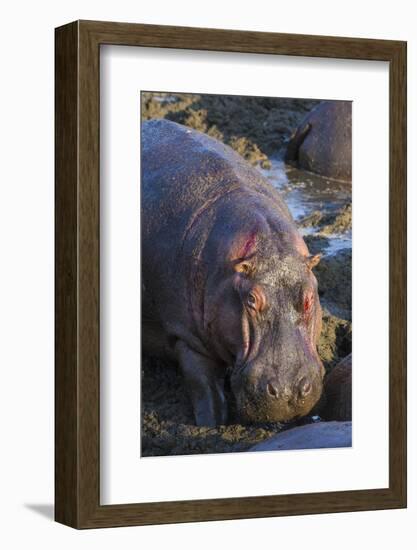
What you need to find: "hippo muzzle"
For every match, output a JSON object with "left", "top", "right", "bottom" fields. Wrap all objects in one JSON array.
[{"left": 230, "top": 327, "right": 325, "bottom": 424}]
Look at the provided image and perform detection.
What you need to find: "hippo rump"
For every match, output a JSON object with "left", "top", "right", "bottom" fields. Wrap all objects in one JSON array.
[
  {"left": 142, "top": 119, "right": 325, "bottom": 427},
  {"left": 285, "top": 100, "right": 352, "bottom": 181}
]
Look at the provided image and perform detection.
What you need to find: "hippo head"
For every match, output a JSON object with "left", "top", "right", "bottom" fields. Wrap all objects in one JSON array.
[{"left": 207, "top": 219, "right": 325, "bottom": 423}]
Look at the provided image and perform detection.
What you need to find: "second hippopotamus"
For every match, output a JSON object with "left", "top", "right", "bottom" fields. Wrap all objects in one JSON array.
[
  {"left": 142, "top": 119, "right": 325, "bottom": 426},
  {"left": 285, "top": 100, "right": 352, "bottom": 181}
]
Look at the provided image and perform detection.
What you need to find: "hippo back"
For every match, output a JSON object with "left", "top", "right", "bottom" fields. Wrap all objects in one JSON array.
[
  {"left": 141, "top": 120, "right": 295, "bottom": 325},
  {"left": 142, "top": 119, "right": 292, "bottom": 239}
]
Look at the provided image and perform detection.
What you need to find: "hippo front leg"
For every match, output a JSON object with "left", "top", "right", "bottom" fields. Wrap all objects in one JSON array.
[{"left": 175, "top": 340, "right": 227, "bottom": 427}]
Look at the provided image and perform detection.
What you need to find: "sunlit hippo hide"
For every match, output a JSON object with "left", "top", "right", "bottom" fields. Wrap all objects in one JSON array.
[
  {"left": 142, "top": 119, "right": 325, "bottom": 427},
  {"left": 285, "top": 100, "right": 352, "bottom": 181}
]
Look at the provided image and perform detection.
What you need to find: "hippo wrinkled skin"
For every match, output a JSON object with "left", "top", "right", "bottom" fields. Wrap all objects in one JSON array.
[
  {"left": 142, "top": 119, "right": 325, "bottom": 426},
  {"left": 285, "top": 100, "right": 352, "bottom": 181}
]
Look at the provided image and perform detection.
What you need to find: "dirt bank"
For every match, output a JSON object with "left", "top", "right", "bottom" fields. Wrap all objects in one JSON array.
[
  {"left": 141, "top": 92, "right": 320, "bottom": 166},
  {"left": 299, "top": 204, "right": 352, "bottom": 235}
]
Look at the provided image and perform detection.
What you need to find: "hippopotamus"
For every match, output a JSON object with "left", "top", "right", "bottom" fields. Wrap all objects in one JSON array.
[
  {"left": 142, "top": 119, "right": 325, "bottom": 427},
  {"left": 250, "top": 421, "right": 352, "bottom": 451},
  {"left": 320, "top": 353, "right": 352, "bottom": 421},
  {"left": 285, "top": 100, "right": 352, "bottom": 181}
]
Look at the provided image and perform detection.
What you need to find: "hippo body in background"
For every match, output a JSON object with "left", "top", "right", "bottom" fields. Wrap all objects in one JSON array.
[
  {"left": 250, "top": 421, "right": 352, "bottom": 451},
  {"left": 285, "top": 101, "right": 352, "bottom": 181},
  {"left": 142, "top": 119, "right": 325, "bottom": 426},
  {"left": 321, "top": 353, "right": 352, "bottom": 421}
]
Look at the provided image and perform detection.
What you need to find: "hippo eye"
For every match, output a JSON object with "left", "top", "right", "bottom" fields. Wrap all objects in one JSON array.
[
  {"left": 247, "top": 293, "right": 257, "bottom": 309},
  {"left": 245, "top": 286, "right": 266, "bottom": 312}
]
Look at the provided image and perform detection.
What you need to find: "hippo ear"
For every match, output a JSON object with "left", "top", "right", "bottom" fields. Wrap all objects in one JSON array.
[
  {"left": 306, "top": 254, "right": 322, "bottom": 270},
  {"left": 233, "top": 259, "right": 254, "bottom": 275},
  {"left": 228, "top": 230, "right": 258, "bottom": 274}
]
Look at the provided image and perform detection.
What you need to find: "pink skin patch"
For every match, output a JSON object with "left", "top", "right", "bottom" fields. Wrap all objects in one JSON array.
[
  {"left": 303, "top": 290, "right": 314, "bottom": 317},
  {"left": 237, "top": 231, "right": 257, "bottom": 260}
]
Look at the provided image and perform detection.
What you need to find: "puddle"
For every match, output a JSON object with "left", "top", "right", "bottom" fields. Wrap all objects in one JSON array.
[{"left": 258, "top": 159, "right": 352, "bottom": 255}]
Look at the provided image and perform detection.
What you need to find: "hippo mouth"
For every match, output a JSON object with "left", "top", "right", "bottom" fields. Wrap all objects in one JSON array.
[
  {"left": 230, "top": 356, "right": 324, "bottom": 425},
  {"left": 235, "top": 386, "right": 322, "bottom": 424}
]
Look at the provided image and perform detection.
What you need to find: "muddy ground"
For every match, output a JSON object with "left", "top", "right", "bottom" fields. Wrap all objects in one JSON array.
[
  {"left": 141, "top": 93, "right": 352, "bottom": 457},
  {"left": 141, "top": 92, "right": 320, "bottom": 166}
]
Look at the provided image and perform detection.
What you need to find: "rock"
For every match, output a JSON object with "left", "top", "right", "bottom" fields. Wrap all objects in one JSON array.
[{"left": 250, "top": 421, "right": 352, "bottom": 451}]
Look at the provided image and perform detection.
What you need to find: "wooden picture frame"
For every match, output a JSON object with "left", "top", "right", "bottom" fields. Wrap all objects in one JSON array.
[{"left": 55, "top": 20, "right": 407, "bottom": 528}]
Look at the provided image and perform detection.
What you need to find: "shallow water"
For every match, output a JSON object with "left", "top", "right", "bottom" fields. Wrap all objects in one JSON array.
[{"left": 259, "top": 159, "right": 352, "bottom": 255}]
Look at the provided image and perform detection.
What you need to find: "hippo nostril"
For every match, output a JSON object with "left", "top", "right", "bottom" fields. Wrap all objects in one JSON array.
[
  {"left": 266, "top": 383, "right": 279, "bottom": 398},
  {"left": 298, "top": 377, "right": 312, "bottom": 398}
]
